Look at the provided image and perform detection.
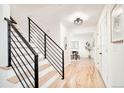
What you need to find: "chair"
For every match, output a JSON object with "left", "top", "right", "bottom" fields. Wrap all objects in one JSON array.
[{"left": 71, "top": 51, "right": 80, "bottom": 60}]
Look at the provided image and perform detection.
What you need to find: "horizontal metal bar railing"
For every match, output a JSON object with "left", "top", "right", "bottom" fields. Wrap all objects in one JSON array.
[
  {"left": 11, "top": 39, "right": 34, "bottom": 79},
  {"left": 11, "top": 58, "right": 30, "bottom": 88},
  {"left": 30, "top": 32, "right": 44, "bottom": 46},
  {"left": 11, "top": 64, "right": 25, "bottom": 88},
  {"left": 10, "top": 16, "right": 17, "bottom": 24},
  {"left": 46, "top": 40, "right": 62, "bottom": 59},
  {"left": 28, "top": 17, "right": 46, "bottom": 34},
  {"left": 11, "top": 51, "right": 34, "bottom": 87},
  {"left": 28, "top": 17, "right": 64, "bottom": 79},
  {"left": 30, "top": 23, "right": 44, "bottom": 37},
  {"left": 11, "top": 24, "right": 38, "bottom": 56},
  {"left": 46, "top": 57, "right": 62, "bottom": 76},
  {"left": 4, "top": 17, "right": 39, "bottom": 88},
  {"left": 11, "top": 30, "right": 34, "bottom": 63},
  {"left": 46, "top": 52, "right": 62, "bottom": 71},
  {"left": 11, "top": 37, "right": 34, "bottom": 72},
  {"left": 46, "top": 34, "right": 63, "bottom": 52},
  {"left": 46, "top": 46, "right": 62, "bottom": 62},
  {"left": 46, "top": 38, "right": 62, "bottom": 55},
  {"left": 30, "top": 36, "right": 44, "bottom": 53},
  {"left": 30, "top": 39, "right": 44, "bottom": 55},
  {"left": 46, "top": 47, "right": 62, "bottom": 66}
]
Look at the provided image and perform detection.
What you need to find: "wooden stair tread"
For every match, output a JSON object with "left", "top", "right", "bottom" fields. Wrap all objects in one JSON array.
[
  {"left": 48, "top": 78, "right": 64, "bottom": 88},
  {"left": 7, "top": 63, "right": 51, "bottom": 84},
  {"left": 39, "top": 70, "right": 57, "bottom": 87},
  {"left": 39, "top": 64, "right": 51, "bottom": 71}
]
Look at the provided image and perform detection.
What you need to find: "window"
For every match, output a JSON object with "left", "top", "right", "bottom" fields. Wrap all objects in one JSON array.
[{"left": 71, "top": 41, "right": 79, "bottom": 50}]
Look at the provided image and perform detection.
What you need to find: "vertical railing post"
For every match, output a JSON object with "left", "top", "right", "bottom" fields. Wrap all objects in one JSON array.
[
  {"left": 34, "top": 54, "right": 39, "bottom": 88},
  {"left": 8, "top": 22, "right": 11, "bottom": 67},
  {"left": 44, "top": 34, "right": 46, "bottom": 59},
  {"left": 62, "top": 50, "right": 64, "bottom": 79},
  {"left": 28, "top": 17, "right": 31, "bottom": 42}
]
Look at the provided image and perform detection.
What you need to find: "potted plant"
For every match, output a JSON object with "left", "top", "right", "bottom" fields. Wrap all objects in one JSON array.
[{"left": 85, "top": 42, "right": 92, "bottom": 59}]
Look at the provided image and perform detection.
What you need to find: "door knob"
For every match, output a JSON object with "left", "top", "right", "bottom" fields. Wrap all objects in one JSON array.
[{"left": 99, "top": 53, "right": 102, "bottom": 55}]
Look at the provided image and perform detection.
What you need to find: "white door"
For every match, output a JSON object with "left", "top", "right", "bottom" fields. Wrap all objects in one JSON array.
[
  {"left": 97, "top": 14, "right": 108, "bottom": 85},
  {"left": 97, "top": 23, "right": 102, "bottom": 72},
  {"left": 101, "top": 14, "right": 108, "bottom": 85}
]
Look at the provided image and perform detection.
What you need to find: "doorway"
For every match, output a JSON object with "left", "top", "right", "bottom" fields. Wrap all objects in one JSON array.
[{"left": 96, "top": 13, "right": 108, "bottom": 86}]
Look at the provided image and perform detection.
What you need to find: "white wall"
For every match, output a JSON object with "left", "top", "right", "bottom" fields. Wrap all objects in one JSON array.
[
  {"left": 108, "top": 5, "right": 124, "bottom": 87},
  {"left": 60, "top": 23, "right": 71, "bottom": 66},
  {"left": 96, "top": 4, "right": 124, "bottom": 87},
  {"left": 0, "top": 5, "right": 10, "bottom": 67},
  {"left": 10, "top": 5, "right": 61, "bottom": 46}
]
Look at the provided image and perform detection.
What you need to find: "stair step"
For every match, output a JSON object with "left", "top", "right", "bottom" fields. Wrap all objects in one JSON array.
[
  {"left": 41, "top": 73, "right": 59, "bottom": 88},
  {"left": 7, "top": 61, "right": 51, "bottom": 84},
  {"left": 39, "top": 64, "right": 51, "bottom": 71},
  {"left": 8, "top": 32, "right": 62, "bottom": 88},
  {"left": 48, "top": 78, "right": 65, "bottom": 88},
  {"left": 39, "top": 70, "right": 57, "bottom": 87},
  {"left": 26, "top": 65, "right": 56, "bottom": 87}
]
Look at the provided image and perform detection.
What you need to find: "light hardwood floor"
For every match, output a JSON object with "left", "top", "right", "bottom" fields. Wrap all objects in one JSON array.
[
  {"left": 49, "top": 58, "right": 106, "bottom": 88},
  {"left": 0, "top": 58, "right": 106, "bottom": 88}
]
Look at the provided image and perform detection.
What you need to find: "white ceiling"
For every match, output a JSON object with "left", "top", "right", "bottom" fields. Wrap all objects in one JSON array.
[
  {"left": 70, "top": 32, "right": 93, "bottom": 39},
  {"left": 59, "top": 4, "right": 105, "bottom": 28},
  {"left": 11, "top": 4, "right": 104, "bottom": 28}
]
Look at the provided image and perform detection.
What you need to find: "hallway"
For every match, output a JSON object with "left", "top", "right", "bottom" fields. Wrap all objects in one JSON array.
[
  {"left": 49, "top": 58, "right": 105, "bottom": 88},
  {"left": 1, "top": 4, "right": 124, "bottom": 88}
]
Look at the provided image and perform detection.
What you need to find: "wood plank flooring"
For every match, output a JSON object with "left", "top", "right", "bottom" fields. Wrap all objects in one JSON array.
[{"left": 49, "top": 58, "right": 106, "bottom": 88}]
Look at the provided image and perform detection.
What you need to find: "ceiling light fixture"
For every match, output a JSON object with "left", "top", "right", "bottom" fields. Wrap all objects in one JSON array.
[{"left": 74, "top": 18, "right": 83, "bottom": 25}]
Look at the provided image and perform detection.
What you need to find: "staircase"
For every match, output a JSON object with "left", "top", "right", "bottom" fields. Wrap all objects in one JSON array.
[{"left": 4, "top": 17, "right": 64, "bottom": 88}]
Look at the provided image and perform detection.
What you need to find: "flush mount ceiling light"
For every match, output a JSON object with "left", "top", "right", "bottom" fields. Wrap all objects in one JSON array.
[
  {"left": 74, "top": 18, "right": 83, "bottom": 25},
  {"left": 67, "top": 12, "right": 89, "bottom": 25}
]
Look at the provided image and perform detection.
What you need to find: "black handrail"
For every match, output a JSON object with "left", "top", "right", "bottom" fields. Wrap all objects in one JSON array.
[
  {"left": 10, "top": 16, "right": 17, "bottom": 24},
  {"left": 4, "top": 17, "right": 39, "bottom": 88},
  {"left": 28, "top": 17, "right": 64, "bottom": 79}
]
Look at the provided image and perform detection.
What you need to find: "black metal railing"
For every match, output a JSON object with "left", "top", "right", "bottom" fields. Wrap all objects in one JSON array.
[
  {"left": 28, "top": 17, "right": 64, "bottom": 79},
  {"left": 4, "top": 17, "right": 39, "bottom": 88},
  {"left": 10, "top": 16, "right": 17, "bottom": 24}
]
